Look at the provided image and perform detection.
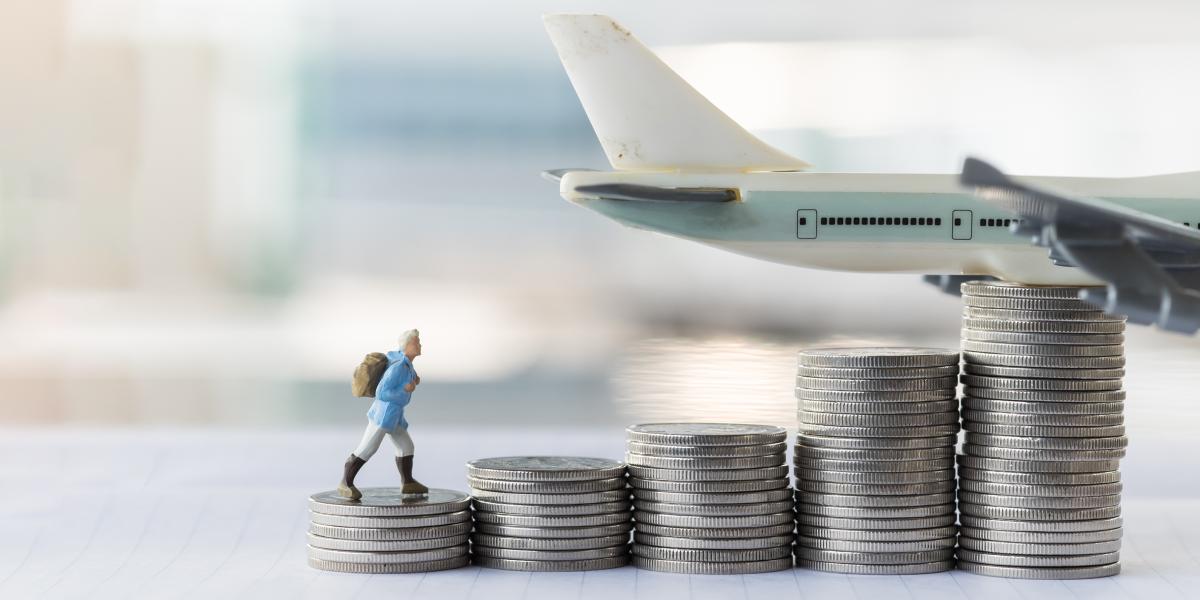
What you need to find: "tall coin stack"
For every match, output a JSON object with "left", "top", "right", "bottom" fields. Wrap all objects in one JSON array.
[
  {"left": 794, "top": 348, "right": 960, "bottom": 575},
  {"left": 467, "top": 456, "right": 633, "bottom": 571},
  {"left": 307, "top": 488, "right": 472, "bottom": 573},
  {"left": 625, "top": 423, "right": 794, "bottom": 574},
  {"left": 958, "top": 281, "right": 1126, "bottom": 579}
]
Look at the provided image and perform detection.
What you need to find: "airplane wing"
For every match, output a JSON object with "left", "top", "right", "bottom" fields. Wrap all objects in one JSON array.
[
  {"left": 542, "top": 170, "right": 738, "bottom": 203},
  {"left": 960, "top": 157, "right": 1200, "bottom": 334}
]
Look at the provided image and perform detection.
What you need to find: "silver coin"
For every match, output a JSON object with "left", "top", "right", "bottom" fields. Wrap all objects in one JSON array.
[
  {"left": 467, "top": 476, "right": 627, "bottom": 494},
  {"left": 798, "top": 491, "right": 956, "bottom": 508},
  {"left": 962, "top": 351, "right": 1125, "bottom": 369},
  {"left": 795, "top": 388, "right": 956, "bottom": 403},
  {"left": 961, "top": 328, "right": 1125, "bottom": 346},
  {"left": 963, "top": 318, "right": 1125, "bottom": 335},
  {"left": 632, "top": 556, "right": 793, "bottom": 574},
  {"left": 798, "top": 347, "right": 960, "bottom": 368},
  {"left": 960, "top": 515, "right": 1123, "bottom": 533},
  {"left": 798, "top": 376, "right": 958, "bottom": 392},
  {"left": 799, "top": 423, "right": 960, "bottom": 438},
  {"left": 801, "top": 399, "right": 958, "bottom": 415},
  {"left": 625, "top": 423, "right": 787, "bottom": 446},
  {"left": 797, "top": 559, "right": 954, "bottom": 575},
  {"left": 306, "top": 544, "right": 468, "bottom": 564},
  {"left": 958, "top": 480, "right": 1123, "bottom": 497},
  {"left": 795, "top": 547, "right": 955, "bottom": 565},
  {"left": 467, "top": 489, "right": 630, "bottom": 505},
  {"left": 796, "top": 365, "right": 960, "bottom": 379},
  {"left": 794, "top": 457, "right": 955, "bottom": 473},
  {"left": 799, "top": 434, "right": 958, "bottom": 450},
  {"left": 959, "top": 527, "right": 1122, "bottom": 544},
  {"left": 473, "top": 522, "right": 634, "bottom": 539},
  {"left": 307, "top": 555, "right": 469, "bottom": 573},
  {"left": 308, "top": 521, "right": 474, "bottom": 542},
  {"left": 957, "top": 455, "right": 1122, "bottom": 477},
  {"left": 964, "top": 433, "right": 1128, "bottom": 451},
  {"left": 473, "top": 555, "right": 629, "bottom": 572},
  {"left": 959, "top": 504, "right": 1121, "bottom": 521},
  {"left": 796, "top": 514, "right": 956, "bottom": 531},
  {"left": 308, "top": 510, "right": 471, "bottom": 529},
  {"left": 956, "top": 548, "right": 1119, "bottom": 568},
  {"left": 633, "top": 545, "right": 792, "bottom": 563},
  {"left": 963, "top": 387, "right": 1126, "bottom": 403},
  {"left": 962, "top": 422, "right": 1127, "bottom": 438},
  {"left": 956, "top": 560, "right": 1120, "bottom": 579},
  {"left": 959, "top": 492, "right": 1120, "bottom": 510},
  {"left": 628, "top": 476, "right": 788, "bottom": 493},
  {"left": 797, "top": 445, "right": 955, "bottom": 461},
  {"left": 308, "top": 488, "right": 470, "bottom": 517},
  {"left": 957, "top": 468, "right": 1120, "bottom": 486},
  {"left": 626, "top": 441, "right": 787, "bottom": 458},
  {"left": 962, "top": 340, "right": 1124, "bottom": 357},
  {"left": 632, "top": 499, "right": 793, "bottom": 517},
  {"left": 963, "top": 307, "right": 1114, "bottom": 321},
  {"left": 960, "top": 375, "right": 1123, "bottom": 392},
  {"left": 963, "top": 410, "right": 1125, "bottom": 427},
  {"left": 800, "top": 411, "right": 959, "bottom": 428},
  {"left": 633, "top": 511, "right": 793, "bottom": 529},
  {"left": 961, "top": 398, "right": 1123, "bottom": 415},
  {"left": 961, "top": 294, "right": 1100, "bottom": 311},
  {"left": 962, "top": 445, "right": 1125, "bottom": 462},
  {"left": 797, "top": 536, "right": 955, "bottom": 553},
  {"left": 474, "top": 512, "right": 630, "bottom": 528},
  {"left": 799, "top": 503, "right": 956, "bottom": 519},
  {"left": 797, "top": 479, "right": 956, "bottom": 496},
  {"left": 471, "top": 533, "right": 630, "bottom": 551},
  {"left": 471, "top": 499, "right": 632, "bottom": 516},
  {"left": 633, "top": 532, "right": 795, "bottom": 550},
  {"left": 632, "top": 489, "right": 792, "bottom": 505},
  {"left": 963, "top": 364, "right": 1125, "bottom": 380},
  {"left": 797, "top": 468, "right": 955, "bottom": 485},
  {"left": 960, "top": 281, "right": 1095, "bottom": 299},
  {"left": 958, "top": 537, "right": 1121, "bottom": 556},
  {"left": 306, "top": 533, "right": 470, "bottom": 552},
  {"left": 627, "top": 465, "right": 788, "bottom": 481},
  {"left": 632, "top": 522, "right": 796, "bottom": 540},
  {"left": 624, "top": 453, "right": 785, "bottom": 470},
  {"left": 471, "top": 545, "right": 629, "bottom": 561},
  {"left": 466, "top": 457, "right": 625, "bottom": 481},
  {"left": 797, "top": 525, "right": 957, "bottom": 542}
]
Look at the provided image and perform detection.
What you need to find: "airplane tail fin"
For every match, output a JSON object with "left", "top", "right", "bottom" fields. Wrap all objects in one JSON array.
[{"left": 543, "top": 14, "right": 809, "bottom": 173}]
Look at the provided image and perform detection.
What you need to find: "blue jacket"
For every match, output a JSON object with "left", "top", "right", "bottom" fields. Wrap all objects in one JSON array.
[{"left": 367, "top": 351, "right": 414, "bottom": 430}]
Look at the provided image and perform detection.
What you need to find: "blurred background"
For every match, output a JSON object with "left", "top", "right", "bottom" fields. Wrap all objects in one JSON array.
[{"left": 1, "top": 0, "right": 1197, "bottom": 458}]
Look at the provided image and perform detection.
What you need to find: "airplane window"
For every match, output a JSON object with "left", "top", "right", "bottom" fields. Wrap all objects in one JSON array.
[
  {"left": 870, "top": 217, "right": 877, "bottom": 225},
  {"left": 979, "top": 218, "right": 985, "bottom": 226},
  {"left": 821, "top": 217, "right": 828, "bottom": 225},
  {"left": 954, "top": 218, "right": 961, "bottom": 226},
  {"left": 1004, "top": 219, "right": 1012, "bottom": 226},
  {"left": 918, "top": 218, "right": 926, "bottom": 225},
  {"left": 799, "top": 217, "right": 807, "bottom": 226},
  {"left": 837, "top": 217, "right": 844, "bottom": 225},
  {"left": 901, "top": 218, "right": 909, "bottom": 225},
  {"left": 936, "top": 218, "right": 943, "bottom": 226},
  {"left": 853, "top": 217, "right": 861, "bottom": 225},
  {"left": 886, "top": 217, "right": 893, "bottom": 225}
]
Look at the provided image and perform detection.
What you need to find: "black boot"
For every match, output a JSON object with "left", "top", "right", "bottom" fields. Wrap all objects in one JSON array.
[
  {"left": 338, "top": 454, "right": 366, "bottom": 500},
  {"left": 396, "top": 455, "right": 429, "bottom": 495}
]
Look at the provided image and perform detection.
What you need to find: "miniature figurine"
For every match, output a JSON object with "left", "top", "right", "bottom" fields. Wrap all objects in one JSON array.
[{"left": 339, "top": 329, "right": 429, "bottom": 500}]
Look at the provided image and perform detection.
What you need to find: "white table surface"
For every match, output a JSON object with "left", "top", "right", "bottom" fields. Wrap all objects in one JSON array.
[{"left": 1, "top": 427, "right": 1198, "bottom": 600}]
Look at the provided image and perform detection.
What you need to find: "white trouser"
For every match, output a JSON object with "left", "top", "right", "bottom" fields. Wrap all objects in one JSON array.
[{"left": 353, "top": 421, "right": 415, "bottom": 460}]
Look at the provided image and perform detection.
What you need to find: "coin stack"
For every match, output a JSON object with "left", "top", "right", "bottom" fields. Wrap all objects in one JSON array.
[
  {"left": 625, "top": 423, "right": 794, "bottom": 574},
  {"left": 957, "top": 281, "right": 1126, "bottom": 580},
  {"left": 307, "top": 488, "right": 472, "bottom": 573},
  {"left": 793, "top": 348, "right": 960, "bottom": 575},
  {"left": 466, "top": 456, "right": 632, "bottom": 571}
]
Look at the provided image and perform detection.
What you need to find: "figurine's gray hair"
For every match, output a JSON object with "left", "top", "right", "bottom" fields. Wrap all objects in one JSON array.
[{"left": 400, "top": 329, "right": 420, "bottom": 348}]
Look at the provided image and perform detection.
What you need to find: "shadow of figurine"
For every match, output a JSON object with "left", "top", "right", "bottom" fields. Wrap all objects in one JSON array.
[{"left": 339, "top": 329, "right": 430, "bottom": 500}]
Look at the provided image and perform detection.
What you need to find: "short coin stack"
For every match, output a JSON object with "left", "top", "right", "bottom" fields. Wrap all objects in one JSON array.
[
  {"left": 958, "top": 281, "right": 1126, "bottom": 579},
  {"left": 625, "top": 423, "right": 794, "bottom": 574},
  {"left": 467, "top": 456, "right": 632, "bottom": 571},
  {"left": 307, "top": 488, "right": 472, "bottom": 573},
  {"left": 794, "top": 347, "right": 960, "bottom": 575}
]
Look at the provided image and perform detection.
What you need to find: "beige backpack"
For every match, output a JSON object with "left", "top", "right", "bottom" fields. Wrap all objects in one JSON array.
[{"left": 352, "top": 352, "right": 390, "bottom": 397}]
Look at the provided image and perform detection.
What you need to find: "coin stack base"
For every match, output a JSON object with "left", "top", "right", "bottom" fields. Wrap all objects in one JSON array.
[
  {"left": 794, "top": 347, "right": 960, "bottom": 575},
  {"left": 307, "top": 488, "right": 472, "bottom": 573},
  {"left": 626, "top": 423, "right": 794, "bottom": 575},
  {"left": 958, "top": 281, "right": 1125, "bottom": 579},
  {"left": 467, "top": 456, "right": 632, "bottom": 571}
]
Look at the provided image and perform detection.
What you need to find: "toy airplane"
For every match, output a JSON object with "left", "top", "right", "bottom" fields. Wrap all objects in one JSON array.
[{"left": 542, "top": 14, "right": 1200, "bottom": 334}]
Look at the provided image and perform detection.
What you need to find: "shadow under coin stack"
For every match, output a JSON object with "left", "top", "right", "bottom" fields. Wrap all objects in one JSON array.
[
  {"left": 958, "top": 281, "right": 1127, "bottom": 579},
  {"left": 794, "top": 348, "right": 960, "bottom": 574},
  {"left": 625, "top": 423, "right": 794, "bottom": 574},
  {"left": 466, "top": 456, "right": 632, "bottom": 571},
  {"left": 307, "top": 488, "right": 472, "bottom": 573}
]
